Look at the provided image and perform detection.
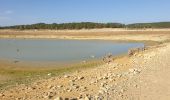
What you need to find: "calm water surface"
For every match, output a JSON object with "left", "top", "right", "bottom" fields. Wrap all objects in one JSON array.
[{"left": 0, "top": 39, "right": 144, "bottom": 63}]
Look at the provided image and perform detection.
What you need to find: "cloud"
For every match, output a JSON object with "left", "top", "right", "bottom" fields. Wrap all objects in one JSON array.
[{"left": 4, "top": 10, "right": 13, "bottom": 14}]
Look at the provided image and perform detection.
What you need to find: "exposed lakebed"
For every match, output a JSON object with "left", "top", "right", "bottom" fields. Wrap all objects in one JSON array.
[{"left": 0, "top": 39, "right": 144, "bottom": 65}]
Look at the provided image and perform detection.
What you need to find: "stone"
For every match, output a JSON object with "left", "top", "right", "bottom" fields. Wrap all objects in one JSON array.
[
  {"left": 72, "top": 85, "right": 79, "bottom": 89},
  {"left": 80, "top": 86, "right": 87, "bottom": 92},
  {"left": 70, "top": 98, "right": 78, "bottom": 100},
  {"left": 54, "top": 97, "right": 63, "bottom": 100},
  {"left": 46, "top": 91, "right": 56, "bottom": 99},
  {"left": 57, "top": 85, "right": 63, "bottom": 88},
  {"left": 98, "top": 90, "right": 105, "bottom": 94},
  {"left": 78, "top": 76, "right": 84, "bottom": 80},
  {"left": 84, "top": 96, "right": 90, "bottom": 100},
  {"left": 47, "top": 85, "right": 53, "bottom": 89},
  {"left": 100, "top": 83, "right": 105, "bottom": 87},
  {"left": 47, "top": 73, "right": 52, "bottom": 76},
  {"left": 120, "top": 89, "right": 125, "bottom": 93},
  {"left": 0, "top": 93, "right": 4, "bottom": 97},
  {"left": 90, "top": 79, "right": 98, "bottom": 84},
  {"left": 129, "top": 68, "right": 135, "bottom": 73},
  {"left": 64, "top": 75, "right": 70, "bottom": 78},
  {"left": 67, "top": 88, "right": 72, "bottom": 92},
  {"left": 69, "top": 79, "right": 75, "bottom": 83},
  {"left": 117, "top": 74, "right": 122, "bottom": 78}
]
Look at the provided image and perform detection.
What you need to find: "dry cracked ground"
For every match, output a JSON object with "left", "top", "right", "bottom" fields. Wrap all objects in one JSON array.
[{"left": 0, "top": 43, "right": 170, "bottom": 100}]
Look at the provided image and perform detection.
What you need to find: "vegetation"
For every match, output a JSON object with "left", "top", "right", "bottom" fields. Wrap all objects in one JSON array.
[
  {"left": 127, "top": 22, "right": 170, "bottom": 28},
  {"left": 0, "top": 60, "right": 103, "bottom": 90},
  {"left": 1, "top": 22, "right": 170, "bottom": 30},
  {"left": 0, "top": 22, "right": 125, "bottom": 30}
]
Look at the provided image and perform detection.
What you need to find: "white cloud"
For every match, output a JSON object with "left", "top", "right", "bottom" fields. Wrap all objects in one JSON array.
[{"left": 4, "top": 10, "right": 13, "bottom": 14}]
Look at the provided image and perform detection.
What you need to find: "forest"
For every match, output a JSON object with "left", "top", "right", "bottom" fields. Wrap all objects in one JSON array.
[{"left": 1, "top": 22, "right": 170, "bottom": 30}]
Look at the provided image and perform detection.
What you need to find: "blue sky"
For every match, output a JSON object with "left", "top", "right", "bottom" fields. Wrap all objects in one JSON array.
[{"left": 0, "top": 0, "right": 170, "bottom": 26}]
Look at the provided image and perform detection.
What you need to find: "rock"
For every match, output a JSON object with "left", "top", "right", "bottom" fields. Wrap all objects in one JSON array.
[
  {"left": 57, "top": 85, "right": 63, "bottom": 88},
  {"left": 67, "top": 88, "right": 72, "bottom": 92},
  {"left": 100, "top": 87, "right": 108, "bottom": 93},
  {"left": 47, "top": 73, "right": 52, "bottom": 76},
  {"left": 72, "top": 85, "right": 79, "bottom": 89},
  {"left": 69, "top": 79, "right": 75, "bottom": 83},
  {"left": 98, "top": 90, "right": 105, "bottom": 94},
  {"left": 90, "top": 79, "right": 98, "bottom": 84},
  {"left": 97, "top": 77, "right": 102, "bottom": 80},
  {"left": 100, "top": 83, "right": 105, "bottom": 87},
  {"left": 54, "top": 97, "right": 63, "bottom": 100},
  {"left": 64, "top": 75, "right": 70, "bottom": 78},
  {"left": 84, "top": 96, "right": 90, "bottom": 100},
  {"left": 120, "top": 89, "right": 125, "bottom": 93},
  {"left": 134, "top": 84, "right": 138, "bottom": 88},
  {"left": 31, "top": 86, "right": 36, "bottom": 90},
  {"left": 129, "top": 68, "right": 135, "bottom": 73},
  {"left": 117, "top": 74, "right": 122, "bottom": 78},
  {"left": 78, "top": 76, "right": 84, "bottom": 80},
  {"left": 0, "top": 93, "right": 4, "bottom": 97},
  {"left": 45, "top": 91, "right": 56, "bottom": 99},
  {"left": 70, "top": 98, "right": 78, "bottom": 100},
  {"left": 47, "top": 85, "right": 53, "bottom": 89},
  {"left": 80, "top": 86, "right": 87, "bottom": 92},
  {"left": 70, "top": 82, "right": 75, "bottom": 87},
  {"left": 134, "top": 68, "right": 141, "bottom": 74}
]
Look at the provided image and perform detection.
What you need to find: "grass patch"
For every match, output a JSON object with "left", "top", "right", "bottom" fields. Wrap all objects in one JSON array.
[{"left": 0, "top": 60, "right": 103, "bottom": 91}]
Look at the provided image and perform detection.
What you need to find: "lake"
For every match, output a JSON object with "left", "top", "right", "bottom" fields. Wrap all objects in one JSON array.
[{"left": 0, "top": 39, "right": 144, "bottom": 64}]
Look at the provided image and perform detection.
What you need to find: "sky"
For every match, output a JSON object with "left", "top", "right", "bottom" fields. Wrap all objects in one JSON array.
[{"left": 0, "top": 0, "right": 170, "bottom": 26}]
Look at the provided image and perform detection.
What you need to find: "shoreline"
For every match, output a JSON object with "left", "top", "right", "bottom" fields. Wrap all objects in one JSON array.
[
  {"left": 0, "top": 29, "right": 170, "bottom": 99},
  {"left": 0, "top": 39, "right": 160, "bottom": 91},
  {"left": 1, "top": 41, "right": 168, "bottom": 99}
]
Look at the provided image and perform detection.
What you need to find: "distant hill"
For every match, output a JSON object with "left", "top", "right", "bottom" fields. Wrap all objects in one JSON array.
[
  {"left": 0, "top": 22, "right": 125, "bottom": 30},
  {"left": 127, "top": 22, "right": 170, "bottom": 28},
  {"left": 1, "top": 22, "right": 170, "bottom": 30}
]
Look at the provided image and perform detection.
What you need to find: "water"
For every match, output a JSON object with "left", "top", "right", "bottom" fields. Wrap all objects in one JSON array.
[{"left": 0, "top": 39, "right": 144, "bottom": 63}]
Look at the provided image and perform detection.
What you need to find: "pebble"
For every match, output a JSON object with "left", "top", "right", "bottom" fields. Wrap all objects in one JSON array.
[
  {"left": 78, "top": 76, "right": 84, "bottom": 80},
  {"left": 129, "top": 68, "right": 135, "bottom": 73},
  {"left": 47, "top": 85, "right": 53, "bottom": 89},
  {"left": 0, "top": 93, "right": 4, "bottom": 97},
  {"left": 47, "top": 73, "right": 52, "bottom": 76},
  {"left": 120, "top": 89, "right": 125, "bottom": 93},
  {"left": 64, "top": 75, "right": 70, "bottom": 78},
  {"left": 57, "top": 85, "right": 63, "bottom": 88},
  {"left": 84, "top": 96, "right": 90, "bottom": 100},
  {"left": 44, "top": 91, "right": 56, "bottom": 99},
  {"left": 54, "top": 97, "right": 63, "bottom": 100},
  {"left": 98, "top": 90, "right": 105, "bottom": 94}
]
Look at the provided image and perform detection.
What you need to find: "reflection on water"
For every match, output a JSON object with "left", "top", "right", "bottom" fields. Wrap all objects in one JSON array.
[{"left": 0, "top": 39, "right": 144, "bottom": 63}]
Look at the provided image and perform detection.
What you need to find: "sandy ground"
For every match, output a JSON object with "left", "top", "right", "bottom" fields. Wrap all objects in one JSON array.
[
  {"left": 0, "top": 29, "right": 170, "bottom": 100},
  {"left": 0, "top": 29, "right": 170, "bottom": 42}
]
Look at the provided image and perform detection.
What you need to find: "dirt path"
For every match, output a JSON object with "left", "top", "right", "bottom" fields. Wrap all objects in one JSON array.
[{"left": 138, "top": 43, "right": 170, "bottom": 100}]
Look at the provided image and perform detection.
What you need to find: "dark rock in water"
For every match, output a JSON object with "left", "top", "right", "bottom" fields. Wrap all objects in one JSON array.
[
  {"left": 17, "top": 49, "right": 19, "bottom": 52},
  {"left": 14, "top": 60, "right": 19, "bottom": 63}
]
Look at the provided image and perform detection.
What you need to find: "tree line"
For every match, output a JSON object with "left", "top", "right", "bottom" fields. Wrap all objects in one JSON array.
[
  {"left": 0, "top": 22, "right": 170, "bottom": 30},
  {"left": 127, "top": 22, "right": 170, "bottom": 29},
  {"left": 0, "top": 22, "right": 125, "bottom": 30}
]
